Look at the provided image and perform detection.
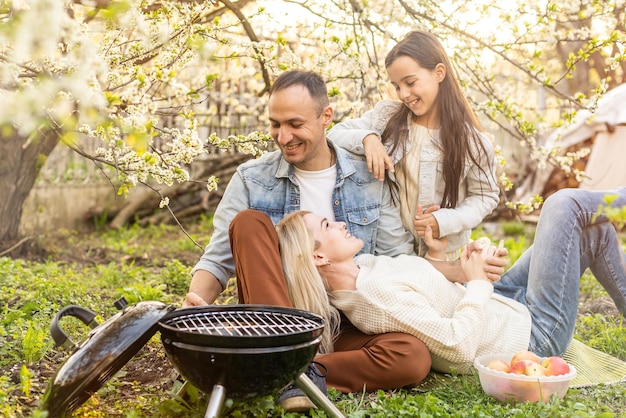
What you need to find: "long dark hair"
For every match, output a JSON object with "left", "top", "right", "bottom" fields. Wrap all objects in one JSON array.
[{"left": 383, "top": 31, "right": 492, "bottom": 208}]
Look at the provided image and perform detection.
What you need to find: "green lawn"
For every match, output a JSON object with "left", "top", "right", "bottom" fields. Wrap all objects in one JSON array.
[{"left": 1, "top": 219, "right": 625, "bottom": 417}]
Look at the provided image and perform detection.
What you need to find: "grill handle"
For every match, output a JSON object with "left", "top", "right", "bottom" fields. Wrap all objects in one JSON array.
[
  {"left": 295, "top": 373, "right": 345, "bottom": 418},
  {"left": 50, "top": 305, "right": 99, "bottom": 349}
]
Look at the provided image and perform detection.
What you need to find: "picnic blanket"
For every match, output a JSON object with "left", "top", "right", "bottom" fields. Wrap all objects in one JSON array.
[{"left": 563, "top": 338, "right": 626, "bottom": 388}]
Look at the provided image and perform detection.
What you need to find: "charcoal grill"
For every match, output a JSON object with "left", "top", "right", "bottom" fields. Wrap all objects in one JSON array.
[
  {"left": 160, "top": 305, "right": 343, "bottom": 417},
  {"left": 41, "top": 302, "right": 344, "bottom": 418}
]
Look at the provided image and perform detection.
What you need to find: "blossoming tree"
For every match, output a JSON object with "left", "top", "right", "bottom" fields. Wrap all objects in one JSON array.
[{"left": 1, "top": 0, "right": 624, "bottom": 245}]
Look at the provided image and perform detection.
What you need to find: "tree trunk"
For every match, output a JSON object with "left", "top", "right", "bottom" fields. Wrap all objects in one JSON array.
[{"left": 0, "top": 128, "right": 61, "bottom": 245}]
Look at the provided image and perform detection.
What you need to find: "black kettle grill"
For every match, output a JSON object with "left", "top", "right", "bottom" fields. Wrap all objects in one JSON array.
[{"left": 41, "top": 300, "right": 344, "bottom": 418}]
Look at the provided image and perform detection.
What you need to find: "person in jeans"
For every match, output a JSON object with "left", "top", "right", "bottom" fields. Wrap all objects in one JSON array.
[
  {"left": 184, "top": 70, "right": 503, "bottom": 411},
  {"left": 273, "top": 187, "right": 626, "bottom": 373}
]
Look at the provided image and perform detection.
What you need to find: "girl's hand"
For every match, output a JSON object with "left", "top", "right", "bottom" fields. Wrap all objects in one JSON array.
[
  {"left": 414, "top": 204, "right": 441, "bottom": 238},
  {"left": 363, "top": 134, "right": 393, "bottom": 181},
  {"left": 424, "top": 224, "right": 448, "bottom": 260},
  {"left": 460, "top": 246, "right": 490, "bottom": 282}
]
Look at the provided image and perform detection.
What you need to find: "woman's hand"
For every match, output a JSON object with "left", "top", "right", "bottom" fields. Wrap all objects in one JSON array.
[
  {"left": 460, "top": 246, "right": 490, "bottom": 282},
  {"left": 363, "top": 134, "right": 393, "bottom": 181},
  {"left": 466, "top": 239, "right": 508, "bottom": 282},
  {"left": 414, "top": 204, "right": 441, "bottom": 238}
]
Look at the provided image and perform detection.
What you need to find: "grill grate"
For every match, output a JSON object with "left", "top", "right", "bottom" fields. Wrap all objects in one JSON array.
[{"left": 161, "top": 310, "right": 321, "bottom": 337}]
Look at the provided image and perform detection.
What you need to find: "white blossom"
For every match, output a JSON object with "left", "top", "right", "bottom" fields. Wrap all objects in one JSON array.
[{"left": 2, "top": 0, "right": 624, "bottom": 215}]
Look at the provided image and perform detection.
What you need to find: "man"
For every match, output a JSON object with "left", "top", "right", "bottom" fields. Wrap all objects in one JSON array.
[{"left": 183, "top": 70, "right": 432, "bottom": 411}]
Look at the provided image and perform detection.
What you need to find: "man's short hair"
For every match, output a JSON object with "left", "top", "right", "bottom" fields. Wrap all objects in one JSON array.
[{"left": 270, "top": 70, "right": 330, "bottom": 115}]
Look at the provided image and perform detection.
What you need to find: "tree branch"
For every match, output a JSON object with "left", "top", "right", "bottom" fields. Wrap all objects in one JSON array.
[
  {"left": 219, "top": 0, "right": 272, "bottom": 95},
  {"left": 396, "top": 0, "right": 583, "bottom": 107}
]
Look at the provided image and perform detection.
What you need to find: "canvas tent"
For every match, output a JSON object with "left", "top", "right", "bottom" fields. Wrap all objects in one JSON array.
[{"left": 514, "top": 83, "right": 626, "bottom": 203}]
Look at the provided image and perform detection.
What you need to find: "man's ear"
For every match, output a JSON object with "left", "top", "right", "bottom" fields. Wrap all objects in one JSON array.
[
  {"left": 313, "top": 252, "right": 328, "bottom": 267},
  {"left": 321, "top": 105, "right": 333, "bottom": 128}
]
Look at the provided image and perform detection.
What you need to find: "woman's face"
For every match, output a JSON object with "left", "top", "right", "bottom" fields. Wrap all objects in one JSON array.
[
  {"left": 386, "top": 55, "right": 444, "bottom": 128},
  {"left": 303, "top": 213, "right": 363, "bottom": 263}
]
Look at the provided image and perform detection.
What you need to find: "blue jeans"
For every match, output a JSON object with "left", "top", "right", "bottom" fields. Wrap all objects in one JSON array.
[{"left": 493, "top": 187, "right": 626, "bottom": 357}]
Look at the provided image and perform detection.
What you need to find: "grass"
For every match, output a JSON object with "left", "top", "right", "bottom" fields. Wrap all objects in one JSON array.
[{"left": 1, "top": 218, "right": 625, "bottom": 417}]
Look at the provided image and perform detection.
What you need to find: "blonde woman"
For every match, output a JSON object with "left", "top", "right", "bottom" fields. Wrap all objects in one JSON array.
[
  {"left": 276, "top": 188, "right": 626, "bottom": 373},
  {"left": 276, "top": 208, "right": 342, "bottom": 355}
]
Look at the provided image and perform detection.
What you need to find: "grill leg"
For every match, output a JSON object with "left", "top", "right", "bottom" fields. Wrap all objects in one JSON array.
[
  {"left": 203, "top": 384, "right": 227, "bottom": 418},
  {"left": 295, "top": 373, "right": 345, "bottom": 418}
]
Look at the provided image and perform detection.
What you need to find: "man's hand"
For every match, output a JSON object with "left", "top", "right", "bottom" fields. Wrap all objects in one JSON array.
[
  {"left": 363, "top": 134, "right": 393, "bottom": 181},
  {"left": 183, "top": 270, "right": 222, "bottom": 307},
  {"left": 182, "top": 292, "right": 208, "bottom": 308},
  {"left": 423, "top": 224, "right": 448, "bottom": 260}
]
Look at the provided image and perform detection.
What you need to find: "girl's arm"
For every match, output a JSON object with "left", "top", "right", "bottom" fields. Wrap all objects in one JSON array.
[
  {"left": 327, "top": 108, "right": 379, "bottom": 154},
  {"left": 431, "top": 132, "right": 501, "bottom": 237},
  {"left": 363, "top": 134, "right": 394, "bottom": 181},
  {"left": 328, "top": 101, "right": 402, "bottom": 180}
]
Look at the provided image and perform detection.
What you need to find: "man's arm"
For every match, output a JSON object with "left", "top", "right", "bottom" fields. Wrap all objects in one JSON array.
[
  {"left": 183, "top": 270, "right": 223, "bottom": 307},
  {"left": 427, "top": 259, "right": 467, "bottom": 283}
]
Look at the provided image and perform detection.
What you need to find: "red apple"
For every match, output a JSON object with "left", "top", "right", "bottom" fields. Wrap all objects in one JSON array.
[
  {"left": 510, "top": 359, "right": 545, "bottom": 376},
  {"left": 509, "top": 350, "right": 540, "bottom": 367},
  {"left": 487, "top": 359, "right": 511, "bottom": 373},
  {"left": 541, "top": 356, "right": 571, "bottom": 376}
]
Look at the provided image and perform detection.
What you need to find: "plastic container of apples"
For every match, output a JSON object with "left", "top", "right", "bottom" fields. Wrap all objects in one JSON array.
[{"left": 473, "top": 350, "right": 577, "bottom": 403}]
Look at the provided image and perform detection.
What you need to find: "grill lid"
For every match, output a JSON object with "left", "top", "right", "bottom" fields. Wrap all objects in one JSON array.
[{"left": 41, "top": 300, "right": 175, "bottom": 418}]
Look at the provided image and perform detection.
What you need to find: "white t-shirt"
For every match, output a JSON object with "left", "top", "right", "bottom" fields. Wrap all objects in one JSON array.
[{"left": 294, "top": 165, "right": 337, "bottom": 221}]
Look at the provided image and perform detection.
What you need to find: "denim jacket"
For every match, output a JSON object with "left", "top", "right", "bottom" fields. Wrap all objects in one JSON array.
[{"left": 192, "top": 140, "right": 415, "bottom": 290}]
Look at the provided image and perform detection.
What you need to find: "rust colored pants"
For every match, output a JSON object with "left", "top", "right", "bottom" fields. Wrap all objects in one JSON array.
[{"left": 229, "top": 209, "right": 432, "bottom": 393}]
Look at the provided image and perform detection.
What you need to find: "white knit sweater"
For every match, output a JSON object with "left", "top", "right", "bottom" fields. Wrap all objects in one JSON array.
[{"left": 331, "top": 254, "right": 532, "bottom": 373}]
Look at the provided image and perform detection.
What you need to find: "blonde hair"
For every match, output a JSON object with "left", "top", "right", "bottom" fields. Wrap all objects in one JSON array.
[{"left": 275, "top": 211, "right": 341, "bottom": 354}]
